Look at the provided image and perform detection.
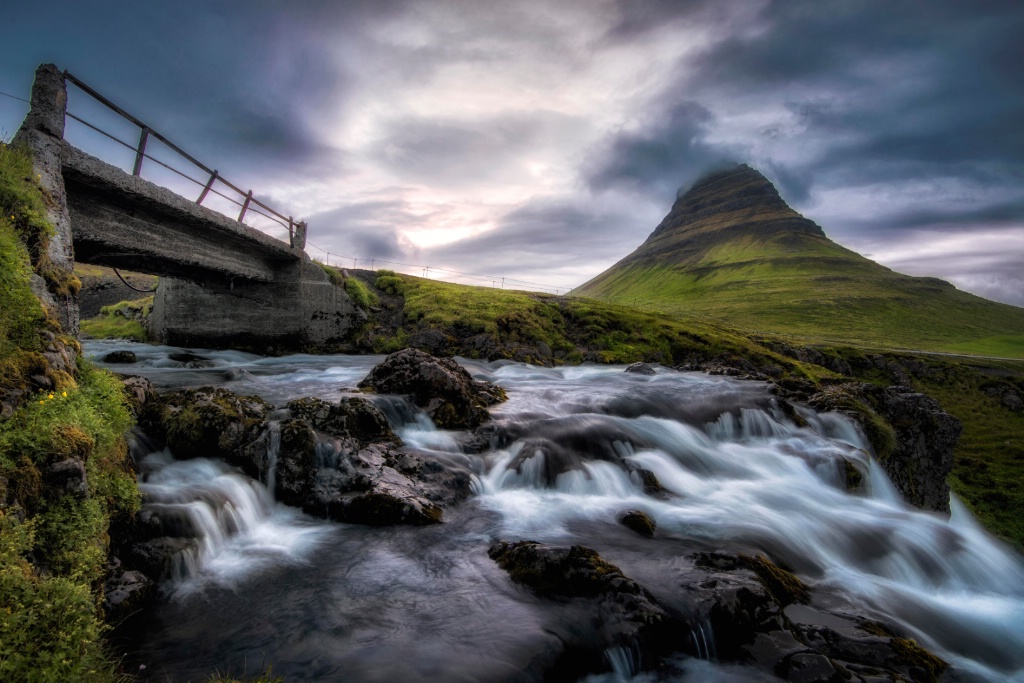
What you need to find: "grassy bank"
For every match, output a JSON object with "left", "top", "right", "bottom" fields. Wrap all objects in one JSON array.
[
  {"left": 363, "top": 270, "right": 827, "bottom": 378},
  {"left": 1, "top": 143, "right": 139, "bottom": 680}
]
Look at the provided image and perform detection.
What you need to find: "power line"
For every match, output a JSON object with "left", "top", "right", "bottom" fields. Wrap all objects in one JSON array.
[{"left": 0, "top": 90, "right": 29, "bottom": 104}]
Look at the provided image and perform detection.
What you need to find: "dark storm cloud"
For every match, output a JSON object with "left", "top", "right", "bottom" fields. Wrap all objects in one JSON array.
[
  {"left": 1, "top": 0, "right": 402, "bottom": 175},
  {"left": 305, "top": 200, "right": 415, "bottom": 261},
  {"left": 586, "top": 99, "right": 735, "bottom": 200}
]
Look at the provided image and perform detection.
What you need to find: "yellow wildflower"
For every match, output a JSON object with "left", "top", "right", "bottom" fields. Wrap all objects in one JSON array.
[
  {"left": 62, "top": 391, "right": 67, "bottom": 397},
  {"left": 47, "top": 394, "right": 54, "bottom": 400},
  {"left": 39, "top": 400, "right": 45, "bottom": 405}
]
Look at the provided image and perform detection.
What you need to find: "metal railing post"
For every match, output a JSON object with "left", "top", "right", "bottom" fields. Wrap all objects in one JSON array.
[
  {"left": 132, "top": 127, "right": 149, "bottom": 176},
  {"left": 197, "top": 169, "right": 218, "bottom": 204},
  {"left": 238, "top": 190, "right": 253, "bottom": 222}
]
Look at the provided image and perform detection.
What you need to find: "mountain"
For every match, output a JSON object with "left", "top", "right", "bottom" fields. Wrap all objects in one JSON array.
[{"left": 574, "top": 164, "right": 1024, "bottom": 356}]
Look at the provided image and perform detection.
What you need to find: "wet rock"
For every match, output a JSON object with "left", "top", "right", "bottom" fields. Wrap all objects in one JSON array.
[
  {"left": 103, "top": 556, "right": 154, "bottom": 621},
  {"left": 358, "top": 348, "right": 507, "bottom": 429},
  {"left": 127, "top": 537, "right": 198, "bottom": 580},
  {"left": 619, "top": 509, "right": 656, "bottom": 537},
  {"left": 44, "top": 458, "right": 88, "bottom": 499},
  {"left": 488, "top": 541, "right": 678, "bottom": 671},
  {"left": 309, "top": 444, "right": 472, "bottom": 526},
  {"left": 808, "top": 383, "right": 960, "bottom": 513},
  {"left": 140, "top": 386, "right": 272, "bottom": 474},
  {"left": 624, "top": 361, "right": 657, "bottom": 375},
  {"left": 287, "top": 396, "right": 399, "bottom": 447},
  {"left": 119, "top": 374, "right": 157, "bottom": 418},
  {"left": 629, "top": 468, "right": 665, "bottom": 496},
  {"left": 134, "top": 506, "right": 198, "bottom": 541},
  {"left": 682, "top": 552, "right": 947, "bottom": 682},
  {"left": 776, "top": 652, "right": 838, "bottom": 682},
  {"left": 102, "top": 350, "right": 137, "bottom": 363},
  {"left": 273, "top": 418, "right": 319, "bottom": 508}
]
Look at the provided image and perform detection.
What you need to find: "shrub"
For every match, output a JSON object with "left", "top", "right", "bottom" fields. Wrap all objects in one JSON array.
[{"left": 374, "top": 269, "right": 406, "bottom": 296}]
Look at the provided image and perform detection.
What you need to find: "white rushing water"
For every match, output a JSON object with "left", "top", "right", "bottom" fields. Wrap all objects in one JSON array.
[{"left": 91, "top": 341, "right": 1024, "bottom": 682}]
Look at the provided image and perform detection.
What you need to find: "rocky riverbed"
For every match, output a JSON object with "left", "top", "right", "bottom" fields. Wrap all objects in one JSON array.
[{"left": 89, "top": 341, "right": 1024, "bottom": 682}]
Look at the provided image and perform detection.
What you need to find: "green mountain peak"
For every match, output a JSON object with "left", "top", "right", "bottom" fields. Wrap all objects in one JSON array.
[{"left": 575, "top": 164, "right": 1024, "bottom": 356}]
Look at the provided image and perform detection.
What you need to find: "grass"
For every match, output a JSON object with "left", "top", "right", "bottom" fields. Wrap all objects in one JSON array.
[
  {"left": 80, "top": 296, "right": 152, "bottom": 341},
  {"left": 366, "top": 271, "right": 825, "bottom": 377}
]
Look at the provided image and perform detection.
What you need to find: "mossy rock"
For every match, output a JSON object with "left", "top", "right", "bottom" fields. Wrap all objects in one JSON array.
[
  {"left": 618, "top": 509, "right": 656, "bottom": 537},
  {"left": 488, "top": 541, "right": 638, "bottom": 598},
  {"left": 286, "top": 396, "right": 399, "bottom": 446},
  {"left": 142, "top": 387, "right": 272, "bottom": 470}
]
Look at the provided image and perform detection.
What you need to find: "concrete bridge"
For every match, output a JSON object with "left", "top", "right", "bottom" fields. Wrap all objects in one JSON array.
[{"left": 16, "top": 64, "right": 358, "bottom": 351}]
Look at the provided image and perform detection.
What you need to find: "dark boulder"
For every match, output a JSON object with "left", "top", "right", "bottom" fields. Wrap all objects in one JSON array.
[
  {"left": 103, "top": 556, "right": 154, "bottom": 621},
  {"left": 682, "top": 552, "right": 947, "bottom": 682},
  {"left": 309, "top": 444, "right": 472, "bottom": 525},
  {"left": 358, "top": 348, "right": 507, "bottom": 429},
  {"left": 624, "top": 362, "right": 657, "bottom": 375},
  {"left": 287, "top": 396, "right": 399, "bottom": 447},
  {"left": 273, "top": 418, "right": 319, "bottom": 508},
  {"left": 127, "top": 537, "right": 198, "bottom": 580},
  {"left": 488, "top": 540, "right": 678, "bottom": 673},
  {"left": 102, "top": 350, "right": 137, "bottom": 364}
]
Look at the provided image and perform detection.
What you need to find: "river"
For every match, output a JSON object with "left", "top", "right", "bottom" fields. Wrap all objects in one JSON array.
[{"left": 86, "top": 340, "right": 1024, "bottom": 682}]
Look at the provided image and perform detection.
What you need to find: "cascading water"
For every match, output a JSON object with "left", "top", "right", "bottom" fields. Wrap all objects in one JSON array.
[{"left": 89, "top": 340, "right": 1024, "bottom": 682}]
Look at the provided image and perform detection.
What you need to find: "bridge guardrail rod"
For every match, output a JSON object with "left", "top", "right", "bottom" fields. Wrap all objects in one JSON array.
[{"left": 64, "top": 71, "right": 215, "bottom": 177}]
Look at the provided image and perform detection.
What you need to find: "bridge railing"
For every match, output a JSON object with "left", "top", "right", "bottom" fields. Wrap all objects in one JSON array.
[{"left": 61, "top": 71, "right": 307, "bottom": 249}]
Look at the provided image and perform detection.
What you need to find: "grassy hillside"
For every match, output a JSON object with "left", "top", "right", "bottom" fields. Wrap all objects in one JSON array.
[{"left": 575, "top": 165, "right": 1024, "bottom": 357}]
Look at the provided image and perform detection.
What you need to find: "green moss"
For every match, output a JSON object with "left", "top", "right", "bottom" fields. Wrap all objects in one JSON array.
[
  {"left": 0, "top": 363, "right": 137, "bottom": 681},
  {"left": 738, "top": 554, "right": 809, "bottom": 606},
  {"left": 859, "top": 621, "right": 947, "bottom": 683},
  {"left": 0, "top": 513, "right": 127, "bottom": 683}
]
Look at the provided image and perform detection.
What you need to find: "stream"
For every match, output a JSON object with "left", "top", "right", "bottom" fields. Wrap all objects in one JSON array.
[{"left": 86, "top": 341, "right": 1024, "bottom": 682}]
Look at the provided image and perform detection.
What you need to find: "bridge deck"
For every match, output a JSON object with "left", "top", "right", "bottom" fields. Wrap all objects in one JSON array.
[{"left": 62, "top": 142, "right": 301, "bottom": 284}]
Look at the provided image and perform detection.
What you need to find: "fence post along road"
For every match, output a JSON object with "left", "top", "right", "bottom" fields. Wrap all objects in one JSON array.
[{"left": 14, "top": 63, "right": 357, "bottom": 352}]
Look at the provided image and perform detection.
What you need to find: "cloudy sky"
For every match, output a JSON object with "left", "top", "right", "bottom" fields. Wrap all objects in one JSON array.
[{"left": 2, "top": 0, "right": 1022, "bottom": 304}]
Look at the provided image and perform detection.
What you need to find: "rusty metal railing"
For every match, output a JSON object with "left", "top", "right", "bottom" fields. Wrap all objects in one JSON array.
[{"left": 62, "top": 70, "right": 307, "bottom": 249}]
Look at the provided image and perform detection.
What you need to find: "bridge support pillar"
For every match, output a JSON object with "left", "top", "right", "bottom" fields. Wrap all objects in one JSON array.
[
  {"left": 149, "top": 260, "right": 363, "bottom": 353},
  {"left": 14, "top": 64, "right": 79, "bottom": 335}
]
